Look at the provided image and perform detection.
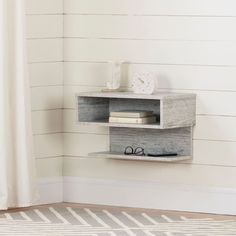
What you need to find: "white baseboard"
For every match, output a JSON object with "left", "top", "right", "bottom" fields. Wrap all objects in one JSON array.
[
  {"left": 38, "top": 177, "right": 63, "bottom": 205},
  {"left": 63, "top": 177, "right": 236, "bottom": 215},
  {"left": 36, "top": 176, "right": 236, "bottom": 215}
]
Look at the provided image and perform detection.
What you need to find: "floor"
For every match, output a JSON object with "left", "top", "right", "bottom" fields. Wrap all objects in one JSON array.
[
  {"left": 2, "top": 203, "right": 236, "bottom": 220},
  {"left": 0, "top": 203, "right": 236, "bottom": 235}
]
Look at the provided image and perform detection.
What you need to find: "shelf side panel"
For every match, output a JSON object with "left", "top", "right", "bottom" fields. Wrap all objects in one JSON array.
[
  {"left": 110, "top": 127, "right": 192, "bottom": 156},
  {"left": 161, "top": 97, "right": 196, "bottom": 129},
  {"left": 78, "top": 96, "right": 109, "bottom": 122}
]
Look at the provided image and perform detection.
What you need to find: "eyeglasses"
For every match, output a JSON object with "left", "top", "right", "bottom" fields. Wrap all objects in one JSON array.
[
  {"left": 124, "top": 146, "right": 145, "bottom": 156},
  {"left": 124, "top": 146, "right": 178, "bottom": 157}
]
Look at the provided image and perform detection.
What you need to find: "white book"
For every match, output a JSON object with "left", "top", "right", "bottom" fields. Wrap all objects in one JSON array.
[
  {"left": 109, "top": 116, "right": 156, "bottom": 124},
  {"left": 110, "top": 110, "right": 153, "bottom": 118}
]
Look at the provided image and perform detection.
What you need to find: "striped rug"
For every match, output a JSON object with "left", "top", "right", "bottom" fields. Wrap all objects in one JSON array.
[{"left": 0, "top": 205, "right": 236, "bottom": 235}]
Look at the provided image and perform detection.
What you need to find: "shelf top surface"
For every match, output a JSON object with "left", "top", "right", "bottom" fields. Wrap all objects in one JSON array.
[{"left": 77, "top": 91, "right": 196, "bottom": 100}]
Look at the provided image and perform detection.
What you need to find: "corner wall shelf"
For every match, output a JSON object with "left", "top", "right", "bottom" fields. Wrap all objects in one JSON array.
[{"left": 77, "top": 91, "right": 196, "bottom": 162}]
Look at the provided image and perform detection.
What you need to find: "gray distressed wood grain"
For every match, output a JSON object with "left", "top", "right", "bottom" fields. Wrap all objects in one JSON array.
[
  {"left": 78, "top": 97, "right": 109, "bottom": 122},
  {"left": 89, "top": 152, "right": 191, "bottom": 162},
  {"left": 77, "top": 91, "right": 196, "bottom": 100},
  {"left": 161, "top": 97, "right": 196, "bottom": 128},
  {"left": 77, "top": 92, "right": 195, "bottom": 161},
  {"left": 77, "top": 120, "right": 161, "bottom": 129},
  {"left": 77, "top": 92, "right": 196, "bottom": 129},
  {"left": 110, "top": 127, "right": 192, "bottom": 156}
]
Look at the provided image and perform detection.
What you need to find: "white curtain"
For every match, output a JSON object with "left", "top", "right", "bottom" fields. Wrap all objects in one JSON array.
[{"left": 0, "top": 0, "right": 38, "bottom": 210}]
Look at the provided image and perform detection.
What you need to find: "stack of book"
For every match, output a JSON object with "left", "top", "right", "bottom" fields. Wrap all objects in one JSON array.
[{"left": 109, "top": 110, "right": 156, "bottom": 124}]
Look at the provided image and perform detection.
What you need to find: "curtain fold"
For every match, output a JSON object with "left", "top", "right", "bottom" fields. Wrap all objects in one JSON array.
[{"left": 0, "top": 0, "right": 38, "bottom": 210}]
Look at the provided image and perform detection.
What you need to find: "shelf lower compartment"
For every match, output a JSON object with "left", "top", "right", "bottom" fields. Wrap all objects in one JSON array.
[{"left": 89, "top": 152, "right": 192, "bottom": 162}]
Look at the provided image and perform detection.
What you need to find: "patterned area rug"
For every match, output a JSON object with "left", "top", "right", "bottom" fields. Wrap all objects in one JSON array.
[{"left": 0, "top": 205, "right": 236, "bottom": 236}]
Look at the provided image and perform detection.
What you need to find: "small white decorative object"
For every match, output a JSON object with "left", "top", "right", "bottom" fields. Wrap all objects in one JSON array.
[
  {"left": 132, "top": 72, "right": 156, "bottom": 94},
  {"left": 106, "top": 61, "right": 122, "bottom": 91}
]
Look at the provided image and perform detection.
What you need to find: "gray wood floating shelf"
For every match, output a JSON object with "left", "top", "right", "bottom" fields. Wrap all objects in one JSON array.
[{"left": 77, "top": 91, "right": 196, "bottom": 162}]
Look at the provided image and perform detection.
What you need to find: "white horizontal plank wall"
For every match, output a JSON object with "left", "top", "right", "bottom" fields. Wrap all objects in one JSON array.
[
  {"left": 64, "top": 0, "right": 236, "bottom": 16},
  {"left": 26, "top": 0, "right": 63, "bottom": 182},
  {"left": 63, "top": 0, "right": 236, "bottom": 213}
]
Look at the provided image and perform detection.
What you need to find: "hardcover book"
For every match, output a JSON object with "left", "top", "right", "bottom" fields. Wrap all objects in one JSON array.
[
  {"left": 110, "top": 110, "right": 153, "bottom": 118},
  {"left": 109, "top": 116, "right": 156, "bottom": 124}
]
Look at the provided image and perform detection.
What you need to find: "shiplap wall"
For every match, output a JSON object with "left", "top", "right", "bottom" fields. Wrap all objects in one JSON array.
[
  {"left": 26, "top": 0, "right": 63, "bottom": 178},
  {"left": 63, "top": 0, "right": 236, "bottom": 189}
]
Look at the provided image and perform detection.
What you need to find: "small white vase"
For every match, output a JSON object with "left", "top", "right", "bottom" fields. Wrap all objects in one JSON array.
[{"left": 106, "top": 61, "right": 122, "bottom": 90}]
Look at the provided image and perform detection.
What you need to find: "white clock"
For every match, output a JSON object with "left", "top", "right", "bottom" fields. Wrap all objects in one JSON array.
[{"left": 132, "top": 72, "right": 156, "bottom": 94}]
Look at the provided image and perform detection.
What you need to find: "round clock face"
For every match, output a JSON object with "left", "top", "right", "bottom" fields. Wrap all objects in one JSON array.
[{"left": 132, "top": 72, "right": 155, "bottom": 94}]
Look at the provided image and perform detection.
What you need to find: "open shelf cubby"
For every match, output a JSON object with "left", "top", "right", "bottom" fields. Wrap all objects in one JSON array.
[{"left": 77, "top": 91, "right": 196, "bottom": 162}]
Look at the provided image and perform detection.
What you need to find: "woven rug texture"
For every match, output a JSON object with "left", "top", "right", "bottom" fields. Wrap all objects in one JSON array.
[{"left": 0, "top": 205, "right": 236, "bottom": 236}]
